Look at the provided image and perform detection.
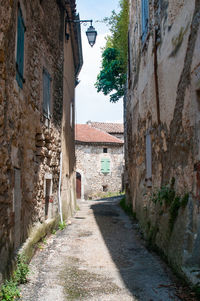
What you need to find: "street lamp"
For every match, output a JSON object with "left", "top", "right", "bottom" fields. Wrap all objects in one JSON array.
[
  {"left": 86, "top": 23, "right": 97, "bottom": 47},
  {"left": 66, "top": 18, "right": 97, "bottom": 47}
]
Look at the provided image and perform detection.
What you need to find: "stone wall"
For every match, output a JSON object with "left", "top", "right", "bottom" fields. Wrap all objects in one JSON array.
[
  {"left": 0, "top": 0, "right": 79, "bottom": 281},
  {"left": 126, "top": 0, "right": 200, "bottom": 284},
  {"left": 76, "top": 143, "right": 124, "bottom": 199}
]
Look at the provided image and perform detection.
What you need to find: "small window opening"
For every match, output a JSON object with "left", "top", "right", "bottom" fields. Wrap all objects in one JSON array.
[
  {"left": 103, "top": 148, "right": 107, "bottom": 153},
  {"left": 102, "top": 185, "right": 108, "bottom": 192}
]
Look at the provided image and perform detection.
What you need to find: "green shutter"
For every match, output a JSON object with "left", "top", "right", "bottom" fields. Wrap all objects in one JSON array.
[
  {"left": 101, "top": 159, "right": 105, "bottom": 172},
  {"left": 101, "top": 158, "right": 110, "bottom": 173},
  {"left": 16, "top": 7, "right": 25, "bottom": 89},
  {"left": 106, "top": 159, "right": 110, "bottom": 172}
]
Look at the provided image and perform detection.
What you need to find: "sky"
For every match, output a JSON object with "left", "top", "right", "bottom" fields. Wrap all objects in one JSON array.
[{"left": 75, "top": 0, "right": 123, "bottom": 125}]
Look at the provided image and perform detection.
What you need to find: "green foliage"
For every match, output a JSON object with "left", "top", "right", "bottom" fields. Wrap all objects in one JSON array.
[
  {"left": 150, "top": 185, "right": 175, "bottom": 206},
  {"left": 0, "top": 280, "right": 20, "bottom": 301},
  {"left": 37, "top": 243, "right": 44, "bottom": 250},
  {"left": 150, "top": 178, "right": 176, "bottom": 206},
  {"left": 181, "top": 193, "right": 189, "bottom": 208},
  {"left": 120, "top": 196, "right": 136, "bottom": 218},
  {"left": 193, "top": 285, "right": 200, "bottom": 298},
  {"left": 0, "top": 255, "right": 29, "bottom": 301},
  {"left": 95, "top": 0, "right": 129, "bottom": 102},
  {"left": 13, "top": 255, "right": 29, "bottom": 285},
  {"left": 169, "top": 196, "right": 181, "bottom": 232},
  {"left": 42, "top": 238, "right": 47, "bottom": 245},
  {"left": 95, "top": 48, "right": 126, "bottom": 102},
  {"left": 58, "top": 221, "right": 66, "bottom": 231},
  {"left": 76, "top": 205, "right": 80, "bottom": 211},
  {"left": 150, "top": 178, "right": 189, "bottom": 232},
  {"left": 148, "top": 225, "right": 159, "bottom": 247}
]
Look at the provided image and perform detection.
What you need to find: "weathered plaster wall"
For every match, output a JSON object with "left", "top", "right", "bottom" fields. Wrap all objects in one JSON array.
[
  {"left": 0, "top": 0, "right": 77, "bottom": 281},
  {"left": 76, "top": 144, "right": 124, "bottom": 199},
  {"left": 126, "top": 0, "right": 200, "bottom": 284}
]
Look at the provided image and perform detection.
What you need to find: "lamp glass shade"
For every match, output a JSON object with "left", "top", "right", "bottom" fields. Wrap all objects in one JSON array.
[{"left": 86, "top": 25, "right": 97, "bottom": 47}]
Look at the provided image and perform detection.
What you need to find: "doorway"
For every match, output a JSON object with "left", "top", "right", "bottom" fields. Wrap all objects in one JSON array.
[{"left": 76, "top": 172, "right": 81, "bottom": 199}]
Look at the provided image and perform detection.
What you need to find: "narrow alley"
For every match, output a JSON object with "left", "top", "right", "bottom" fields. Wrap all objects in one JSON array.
[{"left": 20, "top": 197, "right": 188, "bottom": 301}]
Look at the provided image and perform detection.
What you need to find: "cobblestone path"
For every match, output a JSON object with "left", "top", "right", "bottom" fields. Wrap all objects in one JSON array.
[{"left": 20, "top": 197, "right": 184, "bottom": 301}]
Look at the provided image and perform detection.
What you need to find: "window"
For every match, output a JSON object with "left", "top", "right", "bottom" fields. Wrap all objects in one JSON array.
[
  {"left": 16, "top": 6, "right": 25, "bottom": 89},
  {"left": 102, "top": 185, "right": 108, "bottom": 192},
  {"left": 43, "top": 69, "right": 51, "bottom": 119},
  {"left": 103, "top": 148, "right": 107, "bottom": 153},
  {"left": 101, "top": 158, "right": 110, "bottom": 174},
  {"left": 141, "top": 0, "right": 149, "bottom": 42}
]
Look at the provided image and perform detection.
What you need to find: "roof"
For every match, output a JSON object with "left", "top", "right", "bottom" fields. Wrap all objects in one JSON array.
[
  {"left": 75, "top": 124, "right": 124, "bottom": 145},
  {"left": 88, "top": 122, "right": 124, "bottom": 134}
]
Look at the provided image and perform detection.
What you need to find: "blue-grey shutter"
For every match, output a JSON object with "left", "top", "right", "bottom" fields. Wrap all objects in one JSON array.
[
  {"left": 16, "top": 8, "right": 25, "bottom": 88},
  {"left": 141, "top": 0, "right": 149, "bottom": 42},
  {"left": 146, "top": 131, "right": 152, "bottom": 187},
  {"left": 43, "top": 69, "right": 51, "bottom": 118}
]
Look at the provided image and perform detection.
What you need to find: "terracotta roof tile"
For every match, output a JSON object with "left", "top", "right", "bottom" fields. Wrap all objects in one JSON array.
[
  {"left": 75, "top": 124, "right": 123, "bottom": 144},
  {"left": 88, "top": 122, "right": 124, "bottom": 133}
]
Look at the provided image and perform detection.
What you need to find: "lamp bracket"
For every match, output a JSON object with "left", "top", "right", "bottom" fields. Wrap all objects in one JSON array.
[{"left": 68, "top": 19, "right": 93, "bottom": 26}]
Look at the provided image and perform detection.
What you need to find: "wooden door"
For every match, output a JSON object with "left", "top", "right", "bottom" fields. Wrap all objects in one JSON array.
[{"left": 76, "top": 172, "right": 81, "bottom": 199}]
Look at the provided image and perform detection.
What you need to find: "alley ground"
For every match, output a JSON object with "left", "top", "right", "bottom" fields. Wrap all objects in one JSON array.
[{"left": 20, "top": 197, "right": 196, "bottom": 301}]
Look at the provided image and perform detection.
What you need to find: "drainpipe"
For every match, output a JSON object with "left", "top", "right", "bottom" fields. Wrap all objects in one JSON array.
[
  {"left": 58, "top": 152, "right": 63, "bottom": 224},
  {"left": 153, "top": 26, "right": 161, "bottom": 125}
]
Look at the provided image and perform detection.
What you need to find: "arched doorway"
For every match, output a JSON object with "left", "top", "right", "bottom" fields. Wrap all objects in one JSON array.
[{"left": 76, "top": 172, "right": 81, "bottom": 199}]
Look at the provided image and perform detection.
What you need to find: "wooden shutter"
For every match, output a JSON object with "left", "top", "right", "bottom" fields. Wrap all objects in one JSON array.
[
  {"left": 16, "top": 8, "right": 25, "bottom": 89},
  {"left": 141, "top": 0, "right": 149, "bottom": 42},
  {"left": 43, "top": 69, "right": 51, "bottom": 118}
]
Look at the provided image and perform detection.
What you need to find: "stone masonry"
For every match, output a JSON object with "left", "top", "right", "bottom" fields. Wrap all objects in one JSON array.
[
  {"left": 0, "top": 0, "right": 82, "bottom": 281},
  {"left": 126, "top": 0, "right": 200, "bottom": 285},
  {"left": 75, "top": 124, "right": 124, "bottom": 199}
]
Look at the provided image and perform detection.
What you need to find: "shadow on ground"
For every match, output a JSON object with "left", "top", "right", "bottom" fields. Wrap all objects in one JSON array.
[{"left": 90, "top": 197, "right": 180, "bottom": 301}]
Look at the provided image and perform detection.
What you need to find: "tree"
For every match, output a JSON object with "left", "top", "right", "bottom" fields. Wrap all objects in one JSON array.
[{"left": 95, "top": 0, "right": 129, "bottom": 102}]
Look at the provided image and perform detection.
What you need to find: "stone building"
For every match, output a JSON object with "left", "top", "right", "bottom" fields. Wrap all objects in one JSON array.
[
  {"left": 75, "top": 124, "right": 124, "bottom": 199},
  {"left": 0, "top": 0, "right": 82, "bottom": 280},
  {"left": 126, "top": 0, "right": 200, "bottom": 284}
]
